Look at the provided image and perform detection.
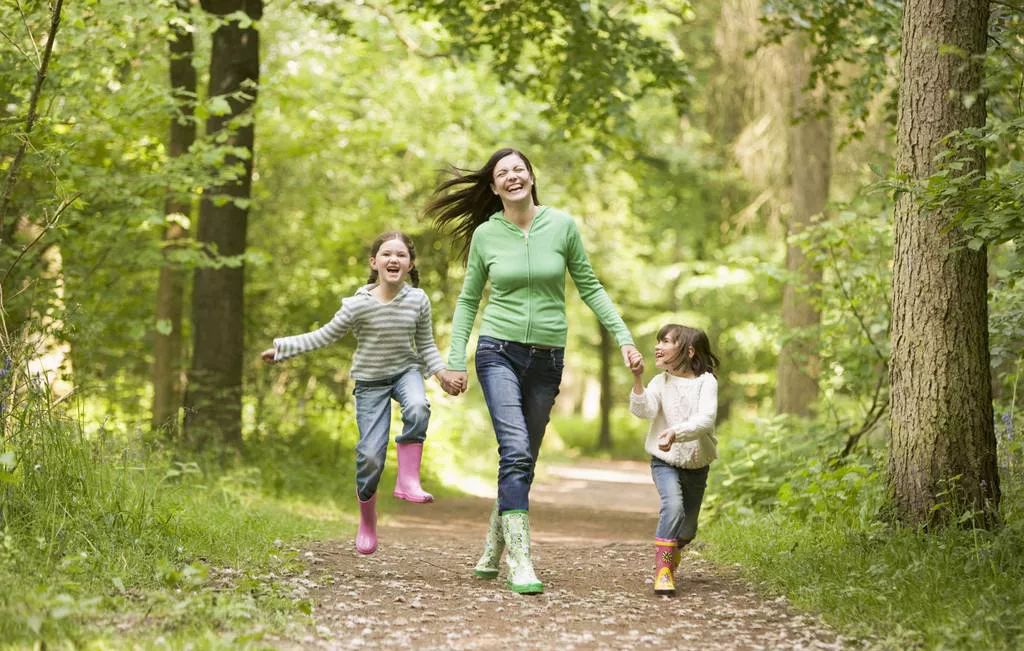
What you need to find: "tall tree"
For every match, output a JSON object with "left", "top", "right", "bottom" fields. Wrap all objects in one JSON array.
[
  {"left": 152, "top": 0, "right": 198, "bottom": 433},
  {"left": 184, "top": 0, "right": 261, "bottom": 450},
  {"left": 775, "top": 37, "right": 831, "bottom": 417},
  {"left": 889, "top": 0, "right": 998, "bottom": 526}
]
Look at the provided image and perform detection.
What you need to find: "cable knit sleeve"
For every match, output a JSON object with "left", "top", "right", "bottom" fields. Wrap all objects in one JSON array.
[
  {"left": 671, "top": 374, "right": 718, "bottom": 441},
  {"left": 629, "top": 373, "right": 664, "bottom": 420}
]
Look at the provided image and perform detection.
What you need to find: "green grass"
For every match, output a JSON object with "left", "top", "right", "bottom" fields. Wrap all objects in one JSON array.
[
  {"left": 0, "top": 401, "right": 353, "bottom": 648},
  {"left": 702, "top": 478, "right": 1024, "bottom": 650}
]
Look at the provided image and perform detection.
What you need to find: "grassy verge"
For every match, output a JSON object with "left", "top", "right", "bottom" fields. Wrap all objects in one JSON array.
[
  {"left": 698, "top": 418, "right": 1024, "bottom": 650},
  {"left": 1, "top": 406, "right": 353, "bottom": 648},
  {"left": 703, "top": 502, "right": 1024, "bottom": 650}
]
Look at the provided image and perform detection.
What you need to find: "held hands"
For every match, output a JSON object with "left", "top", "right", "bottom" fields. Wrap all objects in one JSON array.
[
  {"left": 657, "top": 428, "right": 675, "bottom": 452},
  {"left": 260, "top": 348, "right": 277, "bottom": 364},
  {"left": 621, "top": 344, "right": 644, "bottom": 375},
  {"left": 435, "top": 370, "right": 468, "bottom": 396}
]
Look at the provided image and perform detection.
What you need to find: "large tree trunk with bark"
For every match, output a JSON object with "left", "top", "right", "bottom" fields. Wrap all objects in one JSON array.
[
  {"left": 152, "top": 0, "right": 197, "bottom": 434},
  {"left": 775, "top": 37, "right": 831, "bottom": 417},
  {"left": 889, "top": 0, "right": 999, "bottom": 527},
  {"left": 184, "top": 0, "right": 261, "bottom": 451}
]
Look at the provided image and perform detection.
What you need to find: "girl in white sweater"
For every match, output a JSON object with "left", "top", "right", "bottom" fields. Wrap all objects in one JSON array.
[{"left": 629, "top": 324, "right": 719, "bottom": 596}]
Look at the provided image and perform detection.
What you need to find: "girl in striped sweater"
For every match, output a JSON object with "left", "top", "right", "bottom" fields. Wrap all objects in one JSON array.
[{"left": 261, "top": 231, "right": 464, "bottom": 555}]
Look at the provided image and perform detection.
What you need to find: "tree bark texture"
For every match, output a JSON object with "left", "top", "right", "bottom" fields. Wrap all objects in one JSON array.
[
  {"left": 184, "top": 0, "right": 261, "bottom": 450},
  {"left": 889, "top": 0, "right": 999, "bottom": 527},
  {"left": 598, "top": 326, "right": 612, "bottom": 451},
  {"left": 152, "top": 0, "right": 197, "bottom": 434},
  {"left": 775, "top": 37, "right": 830, "bottom": 417}
]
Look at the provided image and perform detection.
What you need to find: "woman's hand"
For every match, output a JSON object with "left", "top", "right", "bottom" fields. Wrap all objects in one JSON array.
[
  {"left": 260, "top": 348, "right": 277, "bottom": 364},
  {"left": 621, "top": 344, "right": 644, "bottom": 374}
]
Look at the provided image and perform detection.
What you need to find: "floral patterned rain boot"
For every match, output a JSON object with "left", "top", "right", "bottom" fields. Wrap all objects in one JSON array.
[
  {"left": 500, "top": 510, "right": 543, "bottom": 594},
  {"left": 671, "top": 542, "right": 683, "bottom": 575},
  {"left": 473, "top": 502, "right": 504, "bottom": 579},
  {"left": 654, "top": 538, "right": 677, "bottom": 596}
]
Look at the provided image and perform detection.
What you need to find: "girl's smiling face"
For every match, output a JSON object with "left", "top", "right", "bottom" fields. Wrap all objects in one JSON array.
[
  {"left": 370, "top": 237, "right": 412, "bottom": 285},
  {"left": 654, "top": 331, "right": 690, "bottom": 371}
]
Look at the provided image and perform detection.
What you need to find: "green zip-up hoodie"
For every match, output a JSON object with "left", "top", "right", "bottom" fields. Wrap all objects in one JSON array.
[{"left": 447, "top": 206, "right": 634, "bottom": 371}]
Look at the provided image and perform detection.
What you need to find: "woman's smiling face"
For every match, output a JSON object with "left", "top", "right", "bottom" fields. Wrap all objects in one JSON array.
[{"left": 490, "top": 153, "right": 534, "bottom": 204}]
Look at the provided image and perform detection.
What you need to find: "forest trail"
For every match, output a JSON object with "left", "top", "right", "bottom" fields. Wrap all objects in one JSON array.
[{"left": 276, "top": 460, "right": 851, "bottom": 650}]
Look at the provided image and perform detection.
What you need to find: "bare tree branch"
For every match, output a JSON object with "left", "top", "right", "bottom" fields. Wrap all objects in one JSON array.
[
  {"left": 15, "top": 0, "right": 42, "bottom": 66},
  {"left": 0, "top": 193, "right": 78, "bottom": 289},
  {"left": 0, "top": 26, "right": 34, "bottom": 65},
  {"left": 826, "top": 241, "right": 887, "bottom": 362},
  {"left": 0, "top": 0, "right": 65, "bottom": 236}
]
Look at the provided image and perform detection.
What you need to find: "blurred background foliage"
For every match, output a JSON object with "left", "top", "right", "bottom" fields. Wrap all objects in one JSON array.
[{"left": 1, "top": 0, "right": 1022, "bottom": 647}]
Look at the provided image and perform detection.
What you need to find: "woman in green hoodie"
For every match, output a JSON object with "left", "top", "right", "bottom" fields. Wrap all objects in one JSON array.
[{"left": 426, "top": 148, "right": 643, "bottom": 594}]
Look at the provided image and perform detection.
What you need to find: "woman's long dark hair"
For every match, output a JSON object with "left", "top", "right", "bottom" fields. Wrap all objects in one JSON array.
[
  {"left": 424, "top": 148, "right": 540, "bottom": 261},
  {"left": 658, "top": 324, "right": 720, "bottom": 378},
  {"left": 367, "top": 231, "right": 420, "bottom": 287}
]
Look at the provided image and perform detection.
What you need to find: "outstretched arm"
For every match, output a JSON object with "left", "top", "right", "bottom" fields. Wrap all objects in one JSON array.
[
  {"left": 263, "top": 301, "right": 355, "bottom": 363},
  {"left": 564, "top": 220, "right": 639, "bottom": 372}
]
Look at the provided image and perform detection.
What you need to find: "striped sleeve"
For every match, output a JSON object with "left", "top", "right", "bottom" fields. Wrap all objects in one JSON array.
[
  {"left": 273, "top": 299, "right": 355, "bottom": 361},
  {"left": 414, "top": 293, "right": 446, "bottom": 377}
]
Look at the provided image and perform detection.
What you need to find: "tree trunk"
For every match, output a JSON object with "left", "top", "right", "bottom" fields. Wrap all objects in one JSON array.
[
  {"left": 184, "top": 0, "right": 261, "bottom": 451},
  {"left": 598, "top": 326, "right": 612, "bottom": 451},
  {"left": 152, "top": 0, "right": 197, "bottom": 434},
  {"left": 889, "top": 0, "right": 998, "bottom": 527},
  {"left": 775, "top": 37, "right": 830, "bottom": 417}
]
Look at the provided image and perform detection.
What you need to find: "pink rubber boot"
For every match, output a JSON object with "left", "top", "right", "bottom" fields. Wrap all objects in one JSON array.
[
  {"left": 356, "top": 493, "right": 378, "bottom": 555},
  {"left": 393, "top": 442, "right": 434, "bottom": 503}
]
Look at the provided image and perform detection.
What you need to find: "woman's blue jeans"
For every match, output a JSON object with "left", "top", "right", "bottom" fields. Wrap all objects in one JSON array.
[
  {"left": 650, "top": 458, "right": 710, "bottom": 542},
  {"left": 475, "top": 336, "right": 564, "bottom": 513},
  {"left": 352, "top": 367, "right": 430, "bottom": 501}
]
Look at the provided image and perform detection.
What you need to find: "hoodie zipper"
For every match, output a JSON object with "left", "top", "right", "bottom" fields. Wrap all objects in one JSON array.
[{"left": 498, "top": 208, "right": 544, "bottom": 344}]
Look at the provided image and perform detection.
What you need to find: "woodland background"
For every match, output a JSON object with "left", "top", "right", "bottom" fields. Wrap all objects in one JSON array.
[{"left": 1, "top": 0, "right": 1022, "bottom": 648}]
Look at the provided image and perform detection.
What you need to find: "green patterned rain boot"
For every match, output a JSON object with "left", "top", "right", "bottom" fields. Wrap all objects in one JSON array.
[
  {"left": 500, "top": 510, "right": 543, "bottom": 595},
  {"left": 473, "top": 502, "right": 504, "bottom": 579}
]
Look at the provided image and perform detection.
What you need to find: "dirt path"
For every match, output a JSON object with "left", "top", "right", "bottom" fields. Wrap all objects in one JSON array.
[{"left": 279, "top": 460, "right": 851, "bottom": 650}]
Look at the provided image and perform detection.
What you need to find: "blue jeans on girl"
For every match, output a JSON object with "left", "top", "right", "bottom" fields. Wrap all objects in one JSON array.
[
  {"left": 353, "top": 367, "right": 430, "bottom": 501},
  {"left": 475, "top": 336, "right": 564, "bottom": 513},
  {"left": 650, "top": 458, "right": 710, "bottom": 542}
]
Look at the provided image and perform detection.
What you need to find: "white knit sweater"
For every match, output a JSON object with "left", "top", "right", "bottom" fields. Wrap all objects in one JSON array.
[{"left": 629, "top": 371, "right": 718, "bottom": 469}]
